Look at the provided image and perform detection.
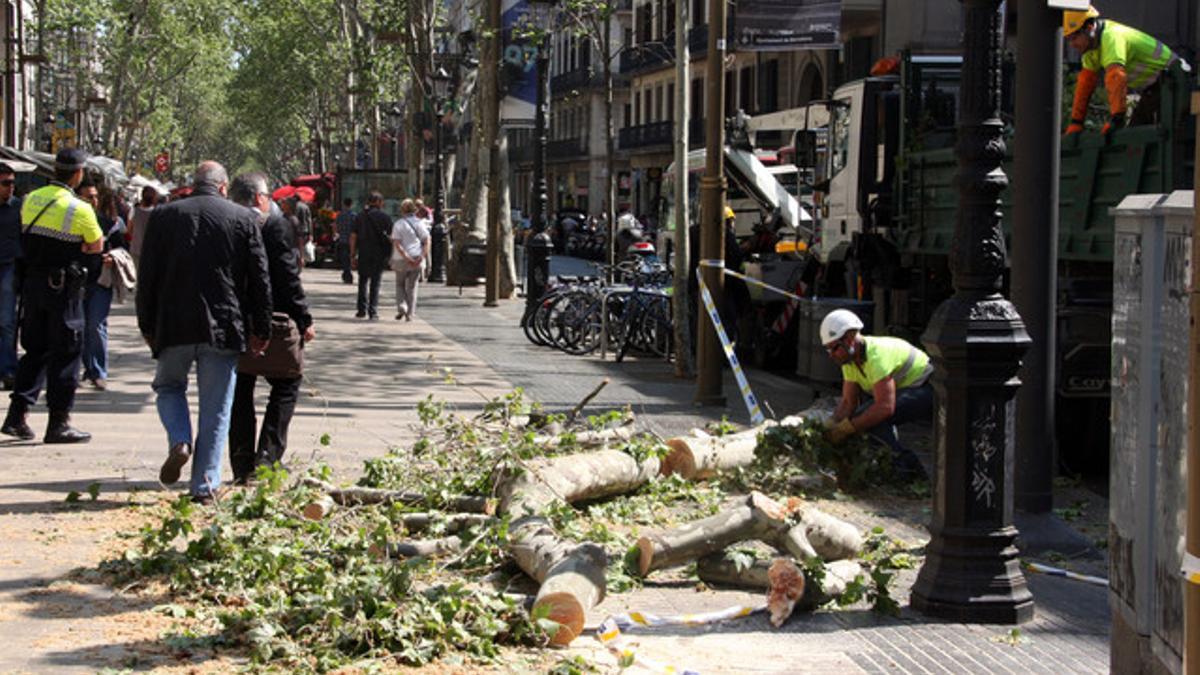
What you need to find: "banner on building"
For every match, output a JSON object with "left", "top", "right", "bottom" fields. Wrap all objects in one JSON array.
[
  {"left": 500, "top": 0, "right": 543, "bottom": 127},
  {"left": 735, "top": 0, "right": 841, "bottom": 51}
]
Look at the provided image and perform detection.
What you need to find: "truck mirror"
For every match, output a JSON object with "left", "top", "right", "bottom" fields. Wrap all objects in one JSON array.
[{"left": 795, "top": 130, "right": 817, "bottom": 171}]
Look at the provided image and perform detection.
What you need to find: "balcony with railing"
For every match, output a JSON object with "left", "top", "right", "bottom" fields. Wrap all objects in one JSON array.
[
  {"left": 551, "top": 69, "right": 597, "bottom": 94},
  {"left": 618, "top": 24, "right": 715, "bottom": 76},
  {"left": 547, "top": 137, "right": 588, "bottom": 159},
  {"left": 618, "top": 120, "right": 671, "bottom": 150}
]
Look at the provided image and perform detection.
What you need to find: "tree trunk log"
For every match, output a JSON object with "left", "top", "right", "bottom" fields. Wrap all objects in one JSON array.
[
  {"left": 498, "top": 448, "right": 660, "bottom": 646},
  {"left": 302, "top": 478, "right": 496, "bottom": 515},
  {"left": 767, "top": 558, "right": 806, "bottom": 626},
  {"left": 796, "top": 507, "right": 863, "bottom": 561},
  {"left": 532, "top": 542, "right": 607, "bottom": 646},
  {"left": 660, "top": 422, "right": 775, "bottom": 480},
  {"left": 696, "top": 555, "right": 863, "bottom": 609},
  {"left": 635, "top": 491, "right": 793, "bottom": 576},
  {"left": 396, "top": 512, "right": 494, "bottom": 534},
  {"left": 497, "top": 449, "right": 660, "bottom": 518}
]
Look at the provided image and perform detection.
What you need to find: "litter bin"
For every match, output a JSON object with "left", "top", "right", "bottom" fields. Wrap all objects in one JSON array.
[
  {"left": 459, "top": 244, "right": 487, "bottom": 286},
  {"left": 808, "top": 298, "right": 874, "bottom": 388}
]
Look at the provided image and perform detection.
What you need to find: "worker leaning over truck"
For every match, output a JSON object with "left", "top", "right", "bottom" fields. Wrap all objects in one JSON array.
[
  {"left": 1064, "top": 5, "right": 1191, "bottom": 136},
  {"left": 821, "top": 309, "right": 932, "bottom": 481}
]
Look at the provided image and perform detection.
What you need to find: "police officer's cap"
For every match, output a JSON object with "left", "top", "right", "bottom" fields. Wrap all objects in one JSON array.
[{"left": 54, "top": 147, "right": 88, "bottom": 172}]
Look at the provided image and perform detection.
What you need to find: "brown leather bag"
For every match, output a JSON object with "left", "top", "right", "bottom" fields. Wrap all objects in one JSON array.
[{"left": 238, "top": 313, "right": 303, "bottom": 378}]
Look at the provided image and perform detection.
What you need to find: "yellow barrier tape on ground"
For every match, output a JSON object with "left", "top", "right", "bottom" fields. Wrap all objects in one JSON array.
[
  {"left": 697, "top": 276, "right": 765, "bottom": 425},
  {"left": 595, "top": 604, "right": 766, "bottom": 674}
]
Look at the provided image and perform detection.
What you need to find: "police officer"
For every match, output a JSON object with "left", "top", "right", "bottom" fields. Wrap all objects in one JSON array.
[
  {"left": 0, "top": 147, "right": 102, "bottom": 443},
  {"left": 820, "top": 309, "right": 933, "bottom": 480}
]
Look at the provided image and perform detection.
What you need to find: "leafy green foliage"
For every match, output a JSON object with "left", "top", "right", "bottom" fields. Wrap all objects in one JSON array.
[
  {"left": 754, "top": 420, "right": 905, "bottom": 492},
  {"left": 838, "top": 527, "right": 915, "bottom": 616}
]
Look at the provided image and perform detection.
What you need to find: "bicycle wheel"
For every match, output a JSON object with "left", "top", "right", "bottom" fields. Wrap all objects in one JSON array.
[
  {"left": 638, "top": 295, "right": 673, "bottom": 358},
  {"left": 615, "top": 299, "right": 643, "bottom": 363}
]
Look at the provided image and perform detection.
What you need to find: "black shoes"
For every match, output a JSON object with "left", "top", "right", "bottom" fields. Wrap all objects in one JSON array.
[
  {"left": 43, "top": 411, "right": 91, "bottom": 444},
  {"left": 1, "top": 406, "right": 34, "bottom": 440},
  {"left": 355, "top": 311, "right": 366, "bottom": 318},
  {"left": 159, "top": 442, "right": 192, "bottom": 485}
]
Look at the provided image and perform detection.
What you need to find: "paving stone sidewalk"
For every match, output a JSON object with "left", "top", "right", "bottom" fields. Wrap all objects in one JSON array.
[{"left": 0, "top": 267, "right": 1110, "bottom": 673}]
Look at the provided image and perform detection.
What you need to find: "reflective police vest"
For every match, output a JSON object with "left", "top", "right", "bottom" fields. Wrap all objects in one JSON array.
[
  {"left": 19, "top": 183, "right": 102, "bottom": 245},
  {"left": 841, "top": 335, "right": 933, "bottom": 392},
  {"left": 1083, "top": 20, "right": 1179, "bottom": 91}
]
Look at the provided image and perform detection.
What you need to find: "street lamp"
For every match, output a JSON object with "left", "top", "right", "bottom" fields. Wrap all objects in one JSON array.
[
  {"left": 523, "top": 0, "right": 557, "bottom": 315},
  {"left": 428, "top": 66, "right": 453, "bottom": 283},
  {"left": 909, "top": 0, "right": 1033, "bottom": 624}
]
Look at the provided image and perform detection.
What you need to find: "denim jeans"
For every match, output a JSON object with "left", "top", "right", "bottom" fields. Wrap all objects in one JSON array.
[
  {"left": 82, "top": 283, "right": 113, "bottom": 381},
  {"left": 0, "top": 262, "right": 16, "bottom": 379},
  {"left": 152, "top": 344, "right": 239, "bottom": 497},
  {"left": 853, "top": 382, "right": 935, "bottom": 461}
]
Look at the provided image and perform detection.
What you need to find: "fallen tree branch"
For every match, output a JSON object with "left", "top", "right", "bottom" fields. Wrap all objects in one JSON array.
[
  {"left": 301, "top": 477, "right": 496, "bottom": 519},
  {"left": 372, "top": 536, "right": 464, "bottom": 559},
  {"left": 566, "top": 378, "right": 610, "bottom": 424}
]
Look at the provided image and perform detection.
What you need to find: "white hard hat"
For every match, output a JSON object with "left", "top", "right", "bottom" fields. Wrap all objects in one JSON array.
[{"left": 819, "top": 309, "right": 864, "bottom": 345}]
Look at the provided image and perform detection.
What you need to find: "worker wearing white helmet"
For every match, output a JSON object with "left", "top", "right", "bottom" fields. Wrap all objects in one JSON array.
[{"left": 820, "top": 308, "right": 934, "bottom": 480}]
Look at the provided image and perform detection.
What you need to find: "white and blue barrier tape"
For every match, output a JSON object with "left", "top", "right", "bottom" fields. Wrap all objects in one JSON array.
[
  {"left": 595, "top": 603, "right": 765, "bottom": 674},
  {"left": 1023, "top": 561, "right": 1108, "bottom": 587},
  {"left": 697, "top": 268, "right": 765, "bottom": 426}
]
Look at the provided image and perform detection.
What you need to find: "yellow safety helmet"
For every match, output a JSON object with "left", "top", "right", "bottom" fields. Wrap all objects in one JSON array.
[
  {"left": 723, "top": 205, "right": 735, "bottom": 220},
  {"left": 1063, "top": 5, "right": 1100, "bottom": 37}
]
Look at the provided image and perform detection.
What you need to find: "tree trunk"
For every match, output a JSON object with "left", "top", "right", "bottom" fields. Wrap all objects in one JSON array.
[
  {"left": 795, "top": 506, "right": 863, "bottom": 562},
  {"left": 696, "top": 555, "right": 863, "bottom": 609},
  {"left": 602, "top": 22, "right": 617, "bottom": 273},
  {"left": 531, "top": 422, "right": 634, "bottom": 449},
  {"left": 497, "top": 447, "right": 661, "bottom": 645},
  {"left": 497, "top": 448, "right": 660, "bottom": 517},
  {"left": 660, "top": 422, "right": 776, "bottom": 479},
  {"left": 635, "top": 491, "right": 795, "bottom": 576},
  {"left": 767, "top": 558, "right": 806, "bottom": 626},
  {"left": 498, "top": 132, "right": 517, "bottom": 298},
  {"left": 672, "top": 0, "right": 692, "bottom": 375}
]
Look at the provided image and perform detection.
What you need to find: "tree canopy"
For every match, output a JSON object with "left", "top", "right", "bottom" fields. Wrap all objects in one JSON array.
[{"left": 40, "top": 0, "right": 412, "bottom": 181}]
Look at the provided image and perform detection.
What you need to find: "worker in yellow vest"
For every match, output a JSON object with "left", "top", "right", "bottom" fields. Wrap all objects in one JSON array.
[
  {"left": 0, "top": 148, "right": 102, "bottom": 444},
  {"left": 1064, "top": 5, "right": 1190, "bottom": 135},
  {"left": 821, "top": 309, "right": 933, "bottom": 480}
]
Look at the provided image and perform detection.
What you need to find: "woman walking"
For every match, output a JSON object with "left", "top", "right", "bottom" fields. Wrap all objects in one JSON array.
[{"left": 391, "top": 198, "right": 429, "bottom": 321}]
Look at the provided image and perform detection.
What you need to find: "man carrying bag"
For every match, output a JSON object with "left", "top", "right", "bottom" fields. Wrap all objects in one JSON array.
[{"left": 228, "top": 173, "right": 315, "bottom": 484}]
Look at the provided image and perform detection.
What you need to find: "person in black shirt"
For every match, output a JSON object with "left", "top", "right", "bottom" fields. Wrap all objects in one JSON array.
[
  {"left": 0, "top": 163, "right": 20, "bottom": 390},
  {"left": 349, "top": 191, "right": 392, "bottom": 320},
  {"left": 228, "top": 173, "right": 315, "bottom": 484}
]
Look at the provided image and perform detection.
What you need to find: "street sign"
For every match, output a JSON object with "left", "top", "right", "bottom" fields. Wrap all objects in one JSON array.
[
  {"left": 1046, "top": 0, "right": 1089, "bottom": 9},
  {"left": 155, "top": 152, "right": 169, "bottom": 174}
]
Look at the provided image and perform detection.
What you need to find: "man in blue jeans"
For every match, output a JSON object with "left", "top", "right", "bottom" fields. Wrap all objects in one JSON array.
[
  {"left": 0, "top": 163, "right": 20, "bottom": 390},
  {"left": 137, "top": 161, "right": 272, "bottom": 503}
]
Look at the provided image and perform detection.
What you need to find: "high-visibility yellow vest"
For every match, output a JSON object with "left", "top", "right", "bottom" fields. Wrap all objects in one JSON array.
[
  {"left": 19, "top": 183, "right": 102, "bottom": 244},
  {"left": 841, "top": 335, "right": 932, "bottom": 392},
  {"left": 1082, "top": 20, "right": 1176, "bottom": 91}
]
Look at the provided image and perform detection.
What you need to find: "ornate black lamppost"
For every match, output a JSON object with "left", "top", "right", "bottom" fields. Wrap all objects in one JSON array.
[
  {"left": 909, "top": 0, "right": 1034, "bottom": 624},
  {"left": 523, "top": 0, "right": 556, "bottom": 313},
  {"left": 429, "top": 67, "right": 452, "bottom": 283}
]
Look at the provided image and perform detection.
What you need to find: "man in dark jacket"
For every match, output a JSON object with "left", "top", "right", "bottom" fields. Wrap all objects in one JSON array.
[
  {"left": 0, "top": 163, "right": 20, "bottom": 390},
  {"left": 349, "top": 191, "right": 392, "bottom": 320},
  {"left": 137, "top": 161, "right": 272, "bottom": 502},
  {"left": 227, "top": 173, "right": 315, "bottom": 484}
]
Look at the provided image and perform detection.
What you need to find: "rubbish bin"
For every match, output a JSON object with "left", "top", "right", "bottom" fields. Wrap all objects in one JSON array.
[
  {"left": 459, "top": 244, "right": 487, "bottom": 286},
  {"left": 808, "top": 298, "right": 874, "bottom": 388}
]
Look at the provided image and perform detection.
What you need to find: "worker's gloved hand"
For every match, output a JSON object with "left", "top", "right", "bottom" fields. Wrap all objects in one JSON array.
[
  {"left": 1065, "top": 122, "right": 1085, "bottom": 136},
  {"left": 825, "top": 419, "right": 858, "bottom": 446}
]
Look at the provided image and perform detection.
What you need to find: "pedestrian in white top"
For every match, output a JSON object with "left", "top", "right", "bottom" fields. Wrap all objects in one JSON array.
[{"left": 391, "top": 198, "right": 430, "bottom": 321}]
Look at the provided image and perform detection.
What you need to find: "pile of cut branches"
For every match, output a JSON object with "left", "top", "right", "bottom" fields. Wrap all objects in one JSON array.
[{"left": 98, "top": 385, "right": 917, "bottom": 671}]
